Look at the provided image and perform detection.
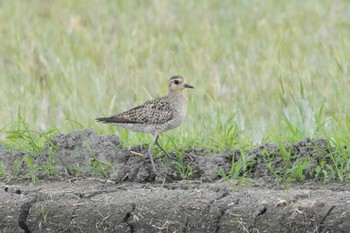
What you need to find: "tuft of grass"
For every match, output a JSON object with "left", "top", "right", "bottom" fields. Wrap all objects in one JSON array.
[
  {"left": 0, "top": 163, "right": 6, "bottom": 177},
  {"left": 85, "top": 143, "right": 114, "bottom": 177},
  {"left": 285, "top": 157, "right": 311, "bottom": 182},
  {"left": 167, "top": 137, "right": 195, "bottom": 180},
  {"left": 0, "top": 113, "right": 60, "bottom": 181},
  {"left": 36, "top": 205, "right": 49, "bottom": 226},
  {"left": 218, "top": 147, "right": 255, "bottom": 180},
  {"left": 3, "top": 112, "right": 58, "bottom": 153}
]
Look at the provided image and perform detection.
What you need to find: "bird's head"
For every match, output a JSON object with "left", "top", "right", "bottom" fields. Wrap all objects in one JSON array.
[{"left": 168, "top": 75, "right": 194, "bottom": 93}]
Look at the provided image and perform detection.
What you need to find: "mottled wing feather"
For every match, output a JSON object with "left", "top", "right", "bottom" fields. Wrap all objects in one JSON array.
[
  {"left": 96, "top": 116, "right": 139, "bottom": 124},
  {"left": 117, "top": 97, "right": 173, "bottom": 124}
]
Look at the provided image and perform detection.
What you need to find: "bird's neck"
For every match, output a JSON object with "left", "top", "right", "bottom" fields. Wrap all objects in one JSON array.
[
  {"left": 169, "top": 90, "right": 186, "bottom": 98},
  {"left": 169, "top": 91, "right": 188, "bottom": 106}
]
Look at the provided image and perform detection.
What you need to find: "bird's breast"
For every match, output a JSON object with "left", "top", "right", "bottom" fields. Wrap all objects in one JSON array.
[{"left": 172, "top": 94, "right": 188, "bottom": 116}]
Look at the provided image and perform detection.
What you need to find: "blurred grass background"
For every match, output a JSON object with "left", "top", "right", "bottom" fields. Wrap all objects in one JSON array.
[{"left": 1, "top": 0, "right": 350, "bottom": 148}]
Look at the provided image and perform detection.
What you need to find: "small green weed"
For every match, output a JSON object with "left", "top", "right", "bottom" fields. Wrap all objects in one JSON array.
[
  {"left": 218, "top": 148, "right": 255, "bottom": 180},
  {"left": 285, "top": 157, "right": 311, "bottom": 182},
  {"left": 0, "top": 162, "right": 6, "bottom": 177},
  {"left": 86, "top": 143, "right": 113, "bottom": 177},
  {"left": 22, "top": 155, "right": 40, "bottom": 183},
  {"left": 36, "top": 205, "right": 49, "bottom": 225},
  {"left": 167, "top": 137, "right": 195, "bottom": 180},
  {"left": 4, "top": 112, "right": 58, "bottom": 153}
]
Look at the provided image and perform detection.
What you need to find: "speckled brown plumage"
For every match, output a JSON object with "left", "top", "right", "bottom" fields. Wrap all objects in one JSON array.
[
  {"left": 113, "top": 96, "right": 174, "bottom": 125},
  {"left": 96, "top": 75, "right": 194, "bottom": 173}
]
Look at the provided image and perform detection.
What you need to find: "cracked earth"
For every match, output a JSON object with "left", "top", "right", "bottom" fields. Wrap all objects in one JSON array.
[{"left": 1, "top": 130, "right": 350, "bottom": 232}]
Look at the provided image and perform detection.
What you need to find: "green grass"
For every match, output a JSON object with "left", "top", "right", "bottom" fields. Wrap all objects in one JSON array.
[{"left": 1, "top": 0, "right": 350, "bottom": 182}]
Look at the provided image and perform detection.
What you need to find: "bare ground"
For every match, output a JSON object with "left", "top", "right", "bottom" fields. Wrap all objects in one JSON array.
[{"left": 1, "top": 130, "right": 350, "bottom": 233}]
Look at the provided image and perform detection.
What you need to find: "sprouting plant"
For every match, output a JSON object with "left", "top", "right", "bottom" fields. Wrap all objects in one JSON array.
[
  {"left": 217, "top": 168, "right": 228, "bottom": 179},
  {"left": 36, "top": 205, "right": 49, "bottom": 225},
  {"left": 5, "top": 111, "right": 58, "bottom": 153},
  {"left": 22, "top": 155, "right": 40, "bottom": 183},
  {"left": 12, "top": 158, "right": 22, "bottom": 178},
  {"left": 218, "top": 148, "right": 255, "bottom": 179},
  {"left": 229, "top": 154, "right": 244, "bottom": 178},
  {"left": 0, "top": 162, "right": 6, "bottom": 177},
  {"left": 314, "top": 159, "right": 335, "bottom": 182},
  {"left": 285, "top": 157, "right": 311, "bottom": 182},
  {"left": 40, "top": 146, "right": 59, "bottom": 177},
  {"left": 64, "top": 164, "right": 83, "bottom": 177},
  {"left": 224, "top": 123, "right": 239, "bottom": 148},
  {"left": 279, "top": 144, "right": 292, "bottom": 168},
  {"left": 211, "top": 114, "right": 240, "bottom": 150},
  {"left": 176, "top": 161, "right": 195, "bottom": 180},
  {"left": 85, "top": 143, "right": 113, "bottom": 177},
  {"left": 167, "top": 137, "right": 195, "bottom": 180}
]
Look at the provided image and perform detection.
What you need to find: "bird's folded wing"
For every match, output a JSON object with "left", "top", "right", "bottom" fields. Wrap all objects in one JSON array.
[
  {"left": 117, "top": 98, "right": 173, "bottom": 124},
  {"left": 96, "top": 116, "right": 140, "bottom": 124}
]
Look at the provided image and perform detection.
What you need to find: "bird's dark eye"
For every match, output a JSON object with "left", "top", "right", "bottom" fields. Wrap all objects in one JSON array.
[{"left": 174, "top": 80, "right": 179, "bottom": 85}]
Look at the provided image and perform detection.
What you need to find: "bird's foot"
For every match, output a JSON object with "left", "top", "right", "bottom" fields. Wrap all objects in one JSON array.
[{"left": 166, "top": 154, "right": 179, "bottom": 161}]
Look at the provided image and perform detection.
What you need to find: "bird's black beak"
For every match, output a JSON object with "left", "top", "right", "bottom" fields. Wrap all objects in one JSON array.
[{"left": 183, "top": 83, "right": 194, "bottom": 89}]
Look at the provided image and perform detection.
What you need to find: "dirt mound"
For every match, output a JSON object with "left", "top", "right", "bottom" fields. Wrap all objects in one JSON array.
[
  {"left": 1, "top": 130, "right": 227, "bottom": 182},
  {"left": 1, "top": 130, "right": 349, "bottom": 232},
  {"left": 0, "top": 130, "right": 335, "bottom": 183}
]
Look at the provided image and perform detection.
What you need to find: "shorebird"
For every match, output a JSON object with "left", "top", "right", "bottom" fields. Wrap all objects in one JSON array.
[{"left": 96, "top": 76, "right": 194, "bottom": 173}]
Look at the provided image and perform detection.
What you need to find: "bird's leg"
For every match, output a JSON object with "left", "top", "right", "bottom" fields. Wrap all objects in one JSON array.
[
  {"left": 155, "top": 135, "right": 178, "bottom": 160},
  {"left": 148, "top": 136, "right": 157, "bottom": 173}
]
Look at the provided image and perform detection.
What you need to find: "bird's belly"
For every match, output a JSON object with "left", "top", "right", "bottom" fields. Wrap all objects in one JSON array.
[
  {"left": 115, "top": 114, "right": 185, "bottom": 135},
  {"left": 115, "top": 123, "right": 158, "bottom": 134}
]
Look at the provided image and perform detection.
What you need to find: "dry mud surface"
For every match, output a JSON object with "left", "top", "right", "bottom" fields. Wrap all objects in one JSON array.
[{"left": 1, "top": 130, "right": 350, "bottom": 233}]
